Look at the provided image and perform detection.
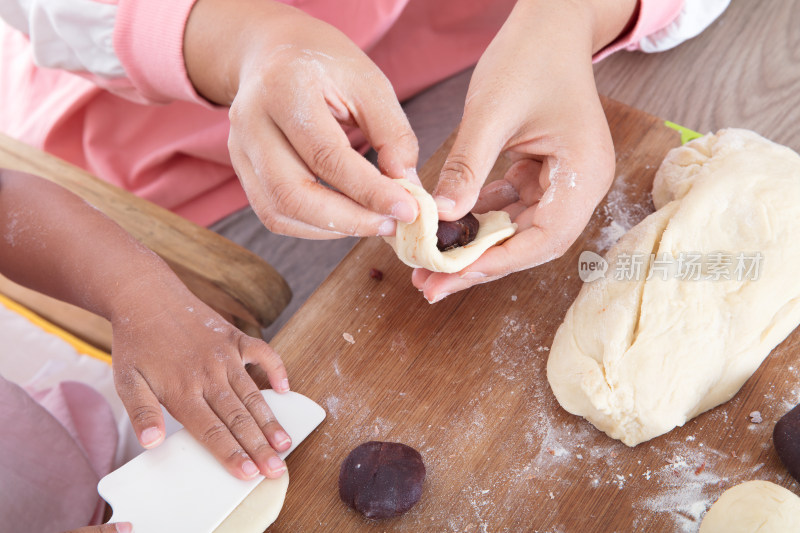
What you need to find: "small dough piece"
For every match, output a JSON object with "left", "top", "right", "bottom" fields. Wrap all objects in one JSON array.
[
  {"left": 699, "top": 480, "right": 800, "bottom": 533},
  {"left": 213, "top": 471, "right": 289, "bottom": 533},
  {"left": 384, "top": 179, "right": 516, "bottom": 273},
  {"left": 339, "top": 441, "right": 426, "bottom": 519},
  {"left": 547, "top": 129, "right": 800, "bottom": 446}
]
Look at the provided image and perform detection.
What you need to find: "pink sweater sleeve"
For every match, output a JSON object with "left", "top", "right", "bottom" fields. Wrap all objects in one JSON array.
[
  {"left": 113, "top": 0, "right": 207, "bottom": 105},
  {"left": 593, "top": 0, "right": 685, "bottom": 62}
]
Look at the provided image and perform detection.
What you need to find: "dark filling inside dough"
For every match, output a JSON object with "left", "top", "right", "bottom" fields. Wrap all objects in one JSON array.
[{"left": 436, "top": 213, "right": 479, "bottom": 251}]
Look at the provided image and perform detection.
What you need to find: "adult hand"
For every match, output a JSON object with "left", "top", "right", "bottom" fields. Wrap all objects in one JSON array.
[
  {"left": 414, "top": 0, "right": 637, "bottom": 302},
  {"left": 185, "top": 0, "right": 420, "bottom": 239},
  {"left": 111, "top": 278, "right": 291, "bottom": 481}
]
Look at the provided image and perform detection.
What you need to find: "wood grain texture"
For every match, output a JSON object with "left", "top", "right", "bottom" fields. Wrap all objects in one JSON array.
[
  {"left": 594, "top": 0, "right": 800, "bottom": 152},
  {"left": 0, "top": 134, "right": 291, "bottom": 343},
  {"left": 0, "top": 273, "right": 113, "bottom": 351},
  {"left": 267, "top": 98, "right": 800, "bottom": 532}
]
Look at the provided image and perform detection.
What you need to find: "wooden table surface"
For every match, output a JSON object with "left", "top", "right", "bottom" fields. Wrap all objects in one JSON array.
[
  {"left": 0, "top": 1, "right": 795, "bottom": 531},
  {"left": 594, "top": 0, "right": 800, "bottom": 153},
  {"left": 266, "top": 97, "right": 800, "bottom": 532}
]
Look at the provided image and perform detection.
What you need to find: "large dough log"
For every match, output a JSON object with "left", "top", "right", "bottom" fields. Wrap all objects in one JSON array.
[{"left": 547, "top": 129, "right": 800, "bottom": 446}]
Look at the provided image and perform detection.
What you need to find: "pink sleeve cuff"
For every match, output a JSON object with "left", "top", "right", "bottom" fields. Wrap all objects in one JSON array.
[
  {"left": 593, "top": 0, "right": 685, "bottom": 62},
  {"left": 113, "top": 0, "right": 208, "bottom": 105}
]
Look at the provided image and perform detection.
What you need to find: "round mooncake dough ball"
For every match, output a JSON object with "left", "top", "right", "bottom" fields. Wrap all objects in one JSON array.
[
  {"left": 338, "top": 441, "right": 426, "bottom": 519},
  {"left": 699, "top": 480, "right": 800, "bottom": 533}
]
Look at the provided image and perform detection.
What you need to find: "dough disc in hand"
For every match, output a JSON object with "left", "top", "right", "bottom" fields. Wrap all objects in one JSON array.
[{"left": 384, "top": 179, "right": 516, "bottom": 273}]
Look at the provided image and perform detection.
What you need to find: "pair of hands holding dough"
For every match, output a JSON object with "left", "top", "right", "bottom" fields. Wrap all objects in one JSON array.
[{"left": 185, "top": 0, "right": 634, "bottom": 302}]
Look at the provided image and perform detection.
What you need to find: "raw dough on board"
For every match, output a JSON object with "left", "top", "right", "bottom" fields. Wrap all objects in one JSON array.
[
  {"left": 213, "top": 471, "right": 289, "bottom": 533},
  {"left": 699, "top": 480, "right": 800, "bottom": 533},
  {"left": 385, "top": 179, "right": 516, "bottom": 273},
  {"left": 547, "top": 129, "right": 800, "bottom": 446}
]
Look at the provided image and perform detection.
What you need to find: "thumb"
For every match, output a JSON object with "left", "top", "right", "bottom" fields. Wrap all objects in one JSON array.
[
  {"left": 115, "top": 369, "right": 165, "bottom": 449},
  {"left": 434, "top": 119, "right": 504, "bottom": 221}
]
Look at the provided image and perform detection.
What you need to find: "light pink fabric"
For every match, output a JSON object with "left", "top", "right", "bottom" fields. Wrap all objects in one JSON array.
[
  {"left": 114, "top": 0, "right": 207, "bottom": 105},
  {"left": 595, "top": 0, "right": 686, "bottom": 61},
  {"left": 0, "top": 377, "right": 118, "bottom": 532},
  {"left": 0, "top": 0, "right": 683, "bottom": 227}
]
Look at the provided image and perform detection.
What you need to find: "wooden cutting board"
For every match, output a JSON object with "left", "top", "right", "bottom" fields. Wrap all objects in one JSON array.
[{"left": 267, "top": 97, "right": 800, "bottom": 532}]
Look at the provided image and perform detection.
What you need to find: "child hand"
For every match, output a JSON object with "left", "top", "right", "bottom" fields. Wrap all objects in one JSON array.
[
  {"left": 111, "top": 279, "right": 291, "bottom": 481},
  {"left": 185, "top": 0, "right": 419, "bottom": 239},
  {"left": 0, "top": 170, "right": 293, "bottom": 481},
  {"left": 413, "top": 0, "right": 635, "bottom": 302}
]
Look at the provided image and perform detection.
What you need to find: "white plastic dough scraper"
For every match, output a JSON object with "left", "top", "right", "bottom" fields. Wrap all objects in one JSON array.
[{"left": 98, "top": 390, "right": 326, "bottom": 532}]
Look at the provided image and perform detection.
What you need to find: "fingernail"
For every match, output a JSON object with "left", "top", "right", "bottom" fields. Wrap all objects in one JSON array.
[
  {"left": 275, "top": 430, "right": 292, "bottom": 450},
  {"left": 116, "top": 523, "right": 133, "bottom": 533},
  {"left": 403, "top": 167, "right": 422, "bottom": 185},
  {"left": 268, "top": 456, "right": 286, "bottom": 474},
  {"left": 242, "top": 460, "right": 259, "bottom": 478},
  {"left": 391, "top": 201, "right": 417, "bottom": 223},
  {"left": 461, "top": 271, "right": 486, "bottom": 279},
  {"left": 140, "top": 427, "right": 162, "bottom": 448},
  {"left": 434, "top": 196, "right": 456, "bottom": 215},
  {"left": 378, "top": 218, "right": 396, "bottom": 236},
  {"left": 279, "top": 378, "right": 290, "bottom": 393},
  {"left": 428, "top": 292, "right": 451, "bottom": 304}
]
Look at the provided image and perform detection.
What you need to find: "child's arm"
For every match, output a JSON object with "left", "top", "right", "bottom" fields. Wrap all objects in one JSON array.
[
  {"left": 414, "top": 0, "right": 639, "bottom": 301},
  {"left": 0, "top": 170, "right": 291, "bottom": 480}
]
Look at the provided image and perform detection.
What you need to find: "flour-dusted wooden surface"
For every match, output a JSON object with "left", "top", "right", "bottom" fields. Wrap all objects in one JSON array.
[{"left": 266, "top": 98, "right": 800, "bottom": 532}]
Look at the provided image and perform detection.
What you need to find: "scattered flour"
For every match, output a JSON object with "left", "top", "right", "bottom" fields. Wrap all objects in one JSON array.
[
  {"left": 309, "top": 279, "right": 799, "bottom": 532},
  {"left": 593, "top": 174, "right": 652, "bottom": 252},
  {"left": 4, "top": 214, "right": 20, "bottom": 246}
]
